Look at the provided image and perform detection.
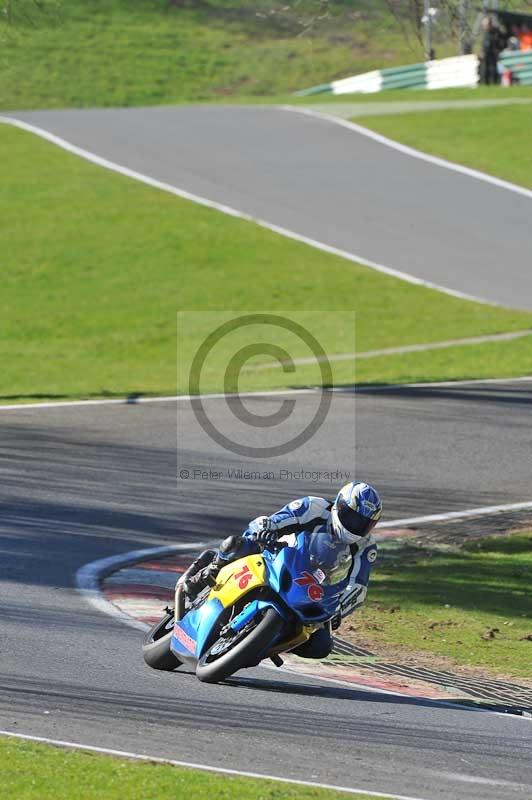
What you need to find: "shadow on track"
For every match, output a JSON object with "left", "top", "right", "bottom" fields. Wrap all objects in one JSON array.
[
  {"left": 348, "top": 382, "right": 532, "bottom": 408},
  {"left": 3, "top": 672, "right": 530, "bottom": 761},
  {"left": 224, "top": 674, "right": 493, "bottom": 714}
]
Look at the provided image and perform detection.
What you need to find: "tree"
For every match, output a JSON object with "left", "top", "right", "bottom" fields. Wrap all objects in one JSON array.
[
  {"left": 385, "top": 0, "right": 532, "bottom": 57},
  {"left": 384, "top": 0, "right": 426, "bottom": 48}
]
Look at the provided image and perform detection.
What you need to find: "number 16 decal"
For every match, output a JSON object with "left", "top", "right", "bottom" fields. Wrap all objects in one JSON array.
[{"left": 234, "top": 565, "right": 254, "bottom": 590}]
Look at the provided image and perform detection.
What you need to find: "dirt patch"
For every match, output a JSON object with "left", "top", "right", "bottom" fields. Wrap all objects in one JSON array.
[
  {"left": 347, "top": 514, "right": 532, "bottom": 688},
  {"left": 338, "top": 622, "right": 532, "bottom": 689}
]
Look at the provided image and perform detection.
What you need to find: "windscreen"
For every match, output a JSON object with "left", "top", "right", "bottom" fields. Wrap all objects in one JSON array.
[{"left": 307, "top": 530, "right": 351, "bottom": 586}]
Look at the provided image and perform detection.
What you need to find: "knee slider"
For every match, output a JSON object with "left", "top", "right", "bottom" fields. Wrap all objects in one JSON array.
[{"left": 314, "top": 642, "right": 333, "bottom": 659}]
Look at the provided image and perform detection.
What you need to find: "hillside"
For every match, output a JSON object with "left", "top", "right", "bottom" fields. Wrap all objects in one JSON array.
[{"left": 1, "top": 0, "right": 445, "bottom": 110}]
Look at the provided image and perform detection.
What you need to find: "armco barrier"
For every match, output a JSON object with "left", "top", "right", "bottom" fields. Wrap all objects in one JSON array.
[
  {"left": 499, "top": 49, "right": 532, "bottom": 85},
  {"left": 330, "top": 69, "right": 383, "bottom": 95},
  {"left": 297, "top": 54, "right": 480, "bottom": 96},
  {"left": 296, "top": 50, "right": 532, "bottom": 95},
  {"left": 380, "top": 62, "right": 427, "bottom": 91}
]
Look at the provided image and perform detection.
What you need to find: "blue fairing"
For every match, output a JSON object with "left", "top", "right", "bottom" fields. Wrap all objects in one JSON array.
[
  {"left": 171, "top": 596, "right": 225, "bottom": 659},
  {"left": 172, "top": 530, "right": 349, "bottom": 663},
  {"left": 230, "top": 598, "right": 289, "bottom": 633},
  {"left": 264, "top": 532, "right": 349, "bottom": 624}
]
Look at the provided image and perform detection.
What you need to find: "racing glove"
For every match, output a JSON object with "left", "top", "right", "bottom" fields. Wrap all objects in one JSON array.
[
  {"left": 339, "top": 585, "right": 367, "bottom": 618},
  {"left": 332, "top": 587, "right": 365, "bottom": 629},
  {"left": 248, "top": 515, "right": 279, "bottom": 546}
]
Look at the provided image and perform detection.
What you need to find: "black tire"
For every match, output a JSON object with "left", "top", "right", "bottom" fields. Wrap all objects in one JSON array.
[
  {"left": 142, "top": 613, "right": 182, "bottom": 672},
  {"left": 196, "top": 607, "right": 284, "bottom": 684}
]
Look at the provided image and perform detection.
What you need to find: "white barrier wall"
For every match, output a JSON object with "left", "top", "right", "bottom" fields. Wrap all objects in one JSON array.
[
  {"left": 331, "top": 70, "right": 383, "bottom": 95},
  {"left": 298, "top": 53, "right": 481, "bottom": 96},
  {"left": 426, "top": 54, "right": 479, "bottom": 90}
]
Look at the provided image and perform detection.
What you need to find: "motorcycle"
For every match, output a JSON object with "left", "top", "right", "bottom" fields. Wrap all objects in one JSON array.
[{"left": 142, "top": 530, "right": 351, "bottom": 683}]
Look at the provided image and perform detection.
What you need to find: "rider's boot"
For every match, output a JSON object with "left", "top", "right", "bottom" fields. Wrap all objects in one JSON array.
[
  {"left": 182, "top": 563, "right": 218, "bottom": 599},
  {"left": 179, "top": 549, "right": 216, "bottom": 586},
  {"left": 179, "top": 550, "right": 216, "bottom": 599},
  {"left": 182, "top": 535, "right": 243, "bottom": 599},
  {"left": 291, "top": 623, "right": 333, "bottom": 660}
]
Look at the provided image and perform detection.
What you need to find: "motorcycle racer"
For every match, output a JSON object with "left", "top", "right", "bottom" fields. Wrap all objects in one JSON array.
[{"left": 180, "top": 481, "right": 382, "bottom": 660}]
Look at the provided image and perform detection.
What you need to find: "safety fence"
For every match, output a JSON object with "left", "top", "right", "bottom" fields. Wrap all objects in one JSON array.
[
  {"left": 296, "top": 53, "right": 480, "bottom": 96},
  {"left": 499, "top": 49, "right": 532, "bottom": 85}
]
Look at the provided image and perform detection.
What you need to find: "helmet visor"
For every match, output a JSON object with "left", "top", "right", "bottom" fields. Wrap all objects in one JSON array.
[{"left": 336, "top": 497, "right": 378, "bottom": 538}]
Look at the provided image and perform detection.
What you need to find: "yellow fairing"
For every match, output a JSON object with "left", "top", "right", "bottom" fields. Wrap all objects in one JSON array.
[
  {"left": 270, "top": 624, "right": 321, "bottom": 656},
  {"left": 209, "top": 555, "right": 267, "bottom": 608}
]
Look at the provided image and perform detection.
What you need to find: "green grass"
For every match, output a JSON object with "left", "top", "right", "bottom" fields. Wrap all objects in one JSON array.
[
  {"left": 303, "top": 85, "right": 532, "bottom": 104},
  {"left": 0, "top": 0, "right": 434, "bottom": 111},
  {"left": 358, "top": 103, "right": 532, "bottom": 189},
  {"left": 349, "top": 531, "right": 532, "bottom": 680},
  {"left": 352, "top": 334, "right": 532, "bottom": 386},
  {"left": 2, "top": 123, "right": 532, "bottom": 402},
  {"left": 3, "top": 0, "right": 532, "bottom": 112},
  {"left": 0, "top": 737, "right": 373, "bottom": 800}
]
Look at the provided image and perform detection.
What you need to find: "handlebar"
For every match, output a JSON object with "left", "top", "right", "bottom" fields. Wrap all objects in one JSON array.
[
  {"left": 270, "top": 539, "right": 288, "bottom": 551},
  {"left": 254, "top": 538, "right": 288, "bottom": 553}
]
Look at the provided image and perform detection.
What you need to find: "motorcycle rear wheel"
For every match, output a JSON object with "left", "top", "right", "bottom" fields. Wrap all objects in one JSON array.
[
  {"left": 142, "top": 612, "right": 182, "bottom": 671},
  {"left": 196, "top": 607, "right": 284, "bottom": 684}
]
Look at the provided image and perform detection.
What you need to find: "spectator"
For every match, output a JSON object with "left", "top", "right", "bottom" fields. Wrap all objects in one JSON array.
[
  {"left": 518, "top": 23, "right": 532, "bottom": 51},
  {"left": 479, "top": 15, "right": 504, "bottom": 85},
  {"left": 508, "top": 24, "right": 522, "bottom": 50}
]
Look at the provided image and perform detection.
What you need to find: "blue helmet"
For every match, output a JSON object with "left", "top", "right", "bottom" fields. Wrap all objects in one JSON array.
[{"left": 331, "top": 482, "right": 382, "bottom": 544}]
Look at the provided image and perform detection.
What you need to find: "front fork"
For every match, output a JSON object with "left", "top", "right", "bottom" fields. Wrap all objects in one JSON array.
[{"left": 226, "top": 598, "right": 321, "bottom": 657}]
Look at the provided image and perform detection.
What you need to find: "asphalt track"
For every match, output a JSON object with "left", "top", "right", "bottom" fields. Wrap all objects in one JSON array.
[
  {"left": 5, "top": 104, "right": 532, "bottom": 308},
  {"left": 2, "top": 107, "right": 532, "bottom": 797},
  {"left": 2, "top": 382, "right": 532, "bottom": 799}
]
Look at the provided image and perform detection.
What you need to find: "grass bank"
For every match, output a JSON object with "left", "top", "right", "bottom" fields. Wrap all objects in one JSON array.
[
  {"left": 0, "top": 736, "right": 373, "bottom": 800},
  {"left": 358, "top": 103, "right": 532, "bottom": 189},
  {"left": 302, "top": 85, "right": 532, "bottom": 105},
  {"left": 0, "top": 0, "right": 431, "bottom": 111},
  {"left": 2, "top": 123, "right": 532, "bottom": 401},
  {"left": 3, "top": 0, "right": 532, "bottom": 113},
  {"left": 2, "top": 123, "right": 532, "bottom": 402},
  {"left": 346, "top": 531, "right": 532, "bottom": 680}
]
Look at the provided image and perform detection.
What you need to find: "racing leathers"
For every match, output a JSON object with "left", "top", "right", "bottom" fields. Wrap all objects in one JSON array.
[{"left": 182, "top": 495, "right": 378, "bottom": 660}]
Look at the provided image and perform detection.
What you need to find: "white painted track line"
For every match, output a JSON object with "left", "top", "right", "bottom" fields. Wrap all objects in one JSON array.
[
  {"left": 0, "top": 388, "right": 317, "bottom": 411},
  {"left": 380, "top": 500, "right": 532, "bottom": 529},
  {"left": 0, "top": 114, "right": 498, "bottom": 305},
  {"left": 3, "top": 107, "right": 531, "bottom": 795},
  {"left": 354, "top": 375, "right": 532, "bottom": 391},
  {"left": 283, "top": 105, "right": 532, "bottom": 201},
  {"left": 76, "top": 496, "right": 532, "bottom": 605},
  {"left": 1, "top": 375, "right": 531, "bottom": 411},
  {"left": 75, "top": 542, "right": 214, "bottom": 632},
  {"left": 245, "top": 330, "right": 532, "bottom": 370},
  {"left": 0, "top": 730, "right": 431, "bottom": 800}
]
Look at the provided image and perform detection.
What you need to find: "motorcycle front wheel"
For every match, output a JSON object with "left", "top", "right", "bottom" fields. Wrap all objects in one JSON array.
[
  {"left": 142, "top": 612, "right": 182, "bottom": 671},
  {"left": 196, "top": 607, "right": 284, "bottom": 684}
]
